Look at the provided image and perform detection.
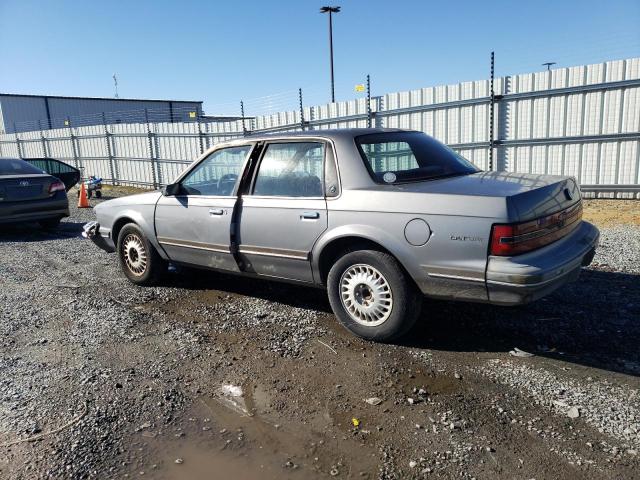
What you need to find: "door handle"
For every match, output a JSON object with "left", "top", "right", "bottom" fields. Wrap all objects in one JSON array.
[
  {"left": 300, "top": 211, "right": 320, "bottom": 220},
  {"left": 209, "top": 208, "right": 225, "bottom": 216}
]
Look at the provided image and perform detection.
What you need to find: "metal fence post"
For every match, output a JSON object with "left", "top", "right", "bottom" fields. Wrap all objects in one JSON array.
[
  {"left": 298, "top": 88, "right": 305, "bottom": 131},
  {"left": 39, "top": 120, "right": 49, "bottom": 157},
  {"left": 197, "top": 118, "right": 205, "bottom": 154},
  {"left": 67, "top": 118, "right": 81, "bottom": 173},
  {"left": 240, "top": 101, "right": 247, "bottom": 136},
  {"left": 489, "top": 51, "right": 495, "bottom": 171},
  {"left": 14, "top": 123, "right": 23, "bottom": 158},
  {"left": 366, "top": 74, "right": 372, "bottom": 128},
  {"left": 145, "top": 109, "right": 159, "bottom": 188},
  {"left": 103, "top": 113, "right": 118, "bottom": 185}
]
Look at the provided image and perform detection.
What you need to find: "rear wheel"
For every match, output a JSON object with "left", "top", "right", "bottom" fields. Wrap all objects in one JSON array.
[
  {"left": 117, "top": 223, "right": 166, "bottom": 285},
  {"left": 327, "top": 249, "right": 422, "bottom": 341}
]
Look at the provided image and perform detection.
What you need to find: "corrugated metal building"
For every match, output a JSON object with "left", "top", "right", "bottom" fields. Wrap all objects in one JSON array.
[{"left": 0, "top": 93, "right": 203, "bottom": 134}]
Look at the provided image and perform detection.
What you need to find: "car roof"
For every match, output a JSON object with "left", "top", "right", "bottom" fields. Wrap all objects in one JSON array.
[{"left": 239, "top": 127, "right": 417, "bottom": 143}]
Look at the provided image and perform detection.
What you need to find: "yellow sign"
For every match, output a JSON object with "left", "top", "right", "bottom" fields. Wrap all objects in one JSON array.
[
  {"left": 189, "top": 111, "right": 197, "bottom": 118},
  {"left": 354, "top": 84, "right": 365, "bottom": 92}
]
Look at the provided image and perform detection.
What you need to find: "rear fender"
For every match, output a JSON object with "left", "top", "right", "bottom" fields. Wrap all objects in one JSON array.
[{"left": 311, "top": 225, "right": 423, "bottom": 285}]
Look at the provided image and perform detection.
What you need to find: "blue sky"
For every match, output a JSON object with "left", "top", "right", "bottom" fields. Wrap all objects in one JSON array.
[{"left": 0, "top": 0, "right": 638, "bottom": 115}]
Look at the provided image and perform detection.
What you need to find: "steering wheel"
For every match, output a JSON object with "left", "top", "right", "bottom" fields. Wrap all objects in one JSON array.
[{"left": 217, "top": 173, "right": 238, "bottom": 195}]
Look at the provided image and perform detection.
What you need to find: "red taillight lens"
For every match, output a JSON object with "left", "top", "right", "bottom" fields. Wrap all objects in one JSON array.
[
  {"left": 49, "top": 180, "right": 65, "bottom": 194},
  {"left": 490, "top": 224, "right": 516, "bottom": 256},
  {"left": 490, "top": 203, "right": 583, "bottom": 256}
]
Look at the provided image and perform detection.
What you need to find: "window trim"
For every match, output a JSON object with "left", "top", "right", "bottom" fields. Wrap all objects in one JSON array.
[{"left": 248, "top": 140, "right": 328, "bottom": 199}]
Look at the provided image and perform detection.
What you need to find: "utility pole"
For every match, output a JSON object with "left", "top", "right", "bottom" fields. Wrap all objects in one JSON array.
[{"left": 320, "top": 6, "right": 340, "bottom": 103}]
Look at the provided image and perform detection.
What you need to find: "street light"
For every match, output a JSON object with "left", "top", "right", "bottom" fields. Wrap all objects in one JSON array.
[
  {"left": 320, "top": 6, "right": 340, "bottom": 103},
  {"left": 542, "top": 62, "right": 557, "bottom": 71}
]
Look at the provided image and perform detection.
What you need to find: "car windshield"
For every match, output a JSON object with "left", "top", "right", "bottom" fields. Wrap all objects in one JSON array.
[
  {"left": 0, "top": 158, "right": 46, "bottom": 175},
  {"left": 355, "top": 132, "right": 479, "bottom": 184}
]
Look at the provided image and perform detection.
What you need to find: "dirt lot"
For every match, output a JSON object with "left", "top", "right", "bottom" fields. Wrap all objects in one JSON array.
[{"left": 0, "top": 190, "right": 639, "bottom": 479}]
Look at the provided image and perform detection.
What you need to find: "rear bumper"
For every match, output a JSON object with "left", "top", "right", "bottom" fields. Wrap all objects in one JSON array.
[
  {"left": 0, "top": 198, "right": 69, "bottom": 224},
  {"left": 82, "top": 221, "right": 115, "bottom": 253},
  {"left": 486, "top": 221, "right": 599, "bottom": 305}
]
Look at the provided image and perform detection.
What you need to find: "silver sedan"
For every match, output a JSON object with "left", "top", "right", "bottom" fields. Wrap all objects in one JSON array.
[{"left": 84, "top": 129, "right": 599, "bottom": 341}]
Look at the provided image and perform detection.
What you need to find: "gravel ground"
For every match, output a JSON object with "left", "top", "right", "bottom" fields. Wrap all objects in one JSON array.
[{"left": 0, "top": 192, "right": 639, "bottom": 479}]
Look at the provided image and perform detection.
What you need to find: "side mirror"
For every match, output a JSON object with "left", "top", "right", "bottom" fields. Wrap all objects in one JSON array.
[{"left": 162, "top": 183, "right": 181, "bottom": 196}]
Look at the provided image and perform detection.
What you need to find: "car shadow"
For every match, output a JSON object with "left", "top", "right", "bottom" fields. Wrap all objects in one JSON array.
[
  {"left": 405, "top": 269, "right": 640, "bottom": 377},
  {"left": 164, "top": 267, "right": 640, "bottom": 377},
  {"left": 0, "top": 221, "right": 86, "bottom": 242}
]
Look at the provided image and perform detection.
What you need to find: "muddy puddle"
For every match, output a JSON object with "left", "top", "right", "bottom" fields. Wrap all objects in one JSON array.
[{"left": 137, "top": 380, "right": 379, "bottom": 479}]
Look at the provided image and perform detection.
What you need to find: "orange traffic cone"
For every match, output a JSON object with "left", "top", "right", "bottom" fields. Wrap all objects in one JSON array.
[{"left": 77, "top": 182, "right": 90, "bottom": 208}]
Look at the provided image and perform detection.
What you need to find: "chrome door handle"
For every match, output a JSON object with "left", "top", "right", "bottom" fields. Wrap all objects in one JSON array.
[
  {"left": 300, "top": 211, "right": 320, "bottom": 220},
  {"left": 209, "top": 208, "right": 224, "bottom": 216}
]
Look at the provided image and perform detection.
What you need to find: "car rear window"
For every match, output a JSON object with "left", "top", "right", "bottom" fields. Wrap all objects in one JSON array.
[
  {"left": 0, "top": 158, "right": 46, "bottom": 175},
  {"left": 355, "top": 132, "right": 479, "bottom": 184}
]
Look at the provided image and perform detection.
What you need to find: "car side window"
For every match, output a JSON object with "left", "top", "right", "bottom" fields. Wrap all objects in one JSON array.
[
  {"left": 181, "top": 145, "right": 251, "bottom": 196},
  {"left": 253, "top": 142, "right": 325, "bottom": 197}
]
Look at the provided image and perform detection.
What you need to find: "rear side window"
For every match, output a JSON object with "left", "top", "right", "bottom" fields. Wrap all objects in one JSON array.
[
  {"left": 356, "top": 132, "right": 478, "bottom": 184},
  {"left": 0, "top": 159, "right": 45, "bottom": 175},
  {"left": 253, "top": 142, "right": 324, "bottom": 197}
]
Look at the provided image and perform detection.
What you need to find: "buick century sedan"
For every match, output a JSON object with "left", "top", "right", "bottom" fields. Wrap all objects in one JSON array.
[{"left": 84, "top": 129, "right": 599, "bottom": 340}]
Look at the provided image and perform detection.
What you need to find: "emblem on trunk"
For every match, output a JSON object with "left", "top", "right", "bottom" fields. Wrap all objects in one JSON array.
[{"left": 19, "top": 180, "right": 30, "bottom": 187}]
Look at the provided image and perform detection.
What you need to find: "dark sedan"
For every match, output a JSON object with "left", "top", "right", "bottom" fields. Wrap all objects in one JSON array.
[{"left": 0, "top": 158, "right": 70, "bottom": 229}]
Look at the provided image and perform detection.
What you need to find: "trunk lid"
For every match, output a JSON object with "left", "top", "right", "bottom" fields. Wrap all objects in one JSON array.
[
  {"left": 395, "top": 171, "right": 580, "bottom": 222},
  {"left": 0, "top": 174, "right": 55, "bottom": 202}
]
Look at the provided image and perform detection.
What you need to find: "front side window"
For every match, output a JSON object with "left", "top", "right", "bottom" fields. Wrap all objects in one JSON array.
[
  {"left": 253, "top": 142, "right": 324, "bottom": 197},
  {"left": 356, "top": 132, "right": 478, "bottom": 184},
  {"left": 181, "top": 145, "right": 251, "bottom": 196}
]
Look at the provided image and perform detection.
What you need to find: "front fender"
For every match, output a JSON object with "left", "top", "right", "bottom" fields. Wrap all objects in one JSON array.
[{"left": 101, "top": 205, "right": 167, "bottom": 260}]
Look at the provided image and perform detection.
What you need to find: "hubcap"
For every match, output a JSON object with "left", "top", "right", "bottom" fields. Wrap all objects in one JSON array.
[
  {"left": 339, "top": 264, "right": 393, "bottom": 326},
  {"left": 122, "top": 234, "right": 147, "bottom": 276}
]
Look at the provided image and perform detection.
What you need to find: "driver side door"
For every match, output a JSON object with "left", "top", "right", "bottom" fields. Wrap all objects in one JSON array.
[{"left": 154, "top": 144, "right": 252, "bottom": 271}]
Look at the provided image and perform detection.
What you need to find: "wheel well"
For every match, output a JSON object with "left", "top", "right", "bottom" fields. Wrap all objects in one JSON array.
[
  {"left": 111, "top": 217, "right": 135, "bottom": 244},
  {"left": 317, "top": 236, "right": 395, "bottom": 285}
]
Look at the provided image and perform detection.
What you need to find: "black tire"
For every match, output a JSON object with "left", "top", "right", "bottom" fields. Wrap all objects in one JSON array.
[
  {"left": 327, "top": 249, "right": 422, "bottom": 342},
  {"left": 39, "top": 217, "right": 61, "bottom": 230},
  {"left": 95, "top": 190, "right": 102, "bottom": 199},
  {"left": 116, "top": 223, "right": 167, "bottom": 285}
]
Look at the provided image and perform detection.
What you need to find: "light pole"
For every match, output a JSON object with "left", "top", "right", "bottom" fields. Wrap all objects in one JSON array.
[
  {"left": 320, "top": 6, "right": 340, "bottom": 103},
  {"left": 542, "top": 62, "right": 556, "bottom": 71}
]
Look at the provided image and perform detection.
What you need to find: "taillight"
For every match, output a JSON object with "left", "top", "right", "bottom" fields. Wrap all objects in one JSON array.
[
  {"left": 49, "top": 180, "right": 65, "bottom": 194},
  {"left": 490, "top": 203, "right": 583, "bottom": 256}
]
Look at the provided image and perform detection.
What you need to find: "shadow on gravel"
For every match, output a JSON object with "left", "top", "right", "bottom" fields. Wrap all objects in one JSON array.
[
  {"left": 0, "top": 221, "right": 86, "bottom": 242},
  {"left": 163, "top": 266, "right": 639, "bottom": 377},
  {"left": 165, "top": 267, "right": 334, "bottom": 313},
  {"left": 403, "top": 269, "right": 640, "bottom": 377}
]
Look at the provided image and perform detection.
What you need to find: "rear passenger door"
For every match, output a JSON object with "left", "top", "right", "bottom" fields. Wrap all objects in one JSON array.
[{"left": 238, "top": 141, "right": 329, "bottom": 282}]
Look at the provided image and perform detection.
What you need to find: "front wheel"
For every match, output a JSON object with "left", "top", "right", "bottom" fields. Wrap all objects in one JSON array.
[
  {"left": 327, "top": 249, "right": 422, "bottom": 342},
  {"left": 117, "top": 223, "right": 166, "bottom": 285}
]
